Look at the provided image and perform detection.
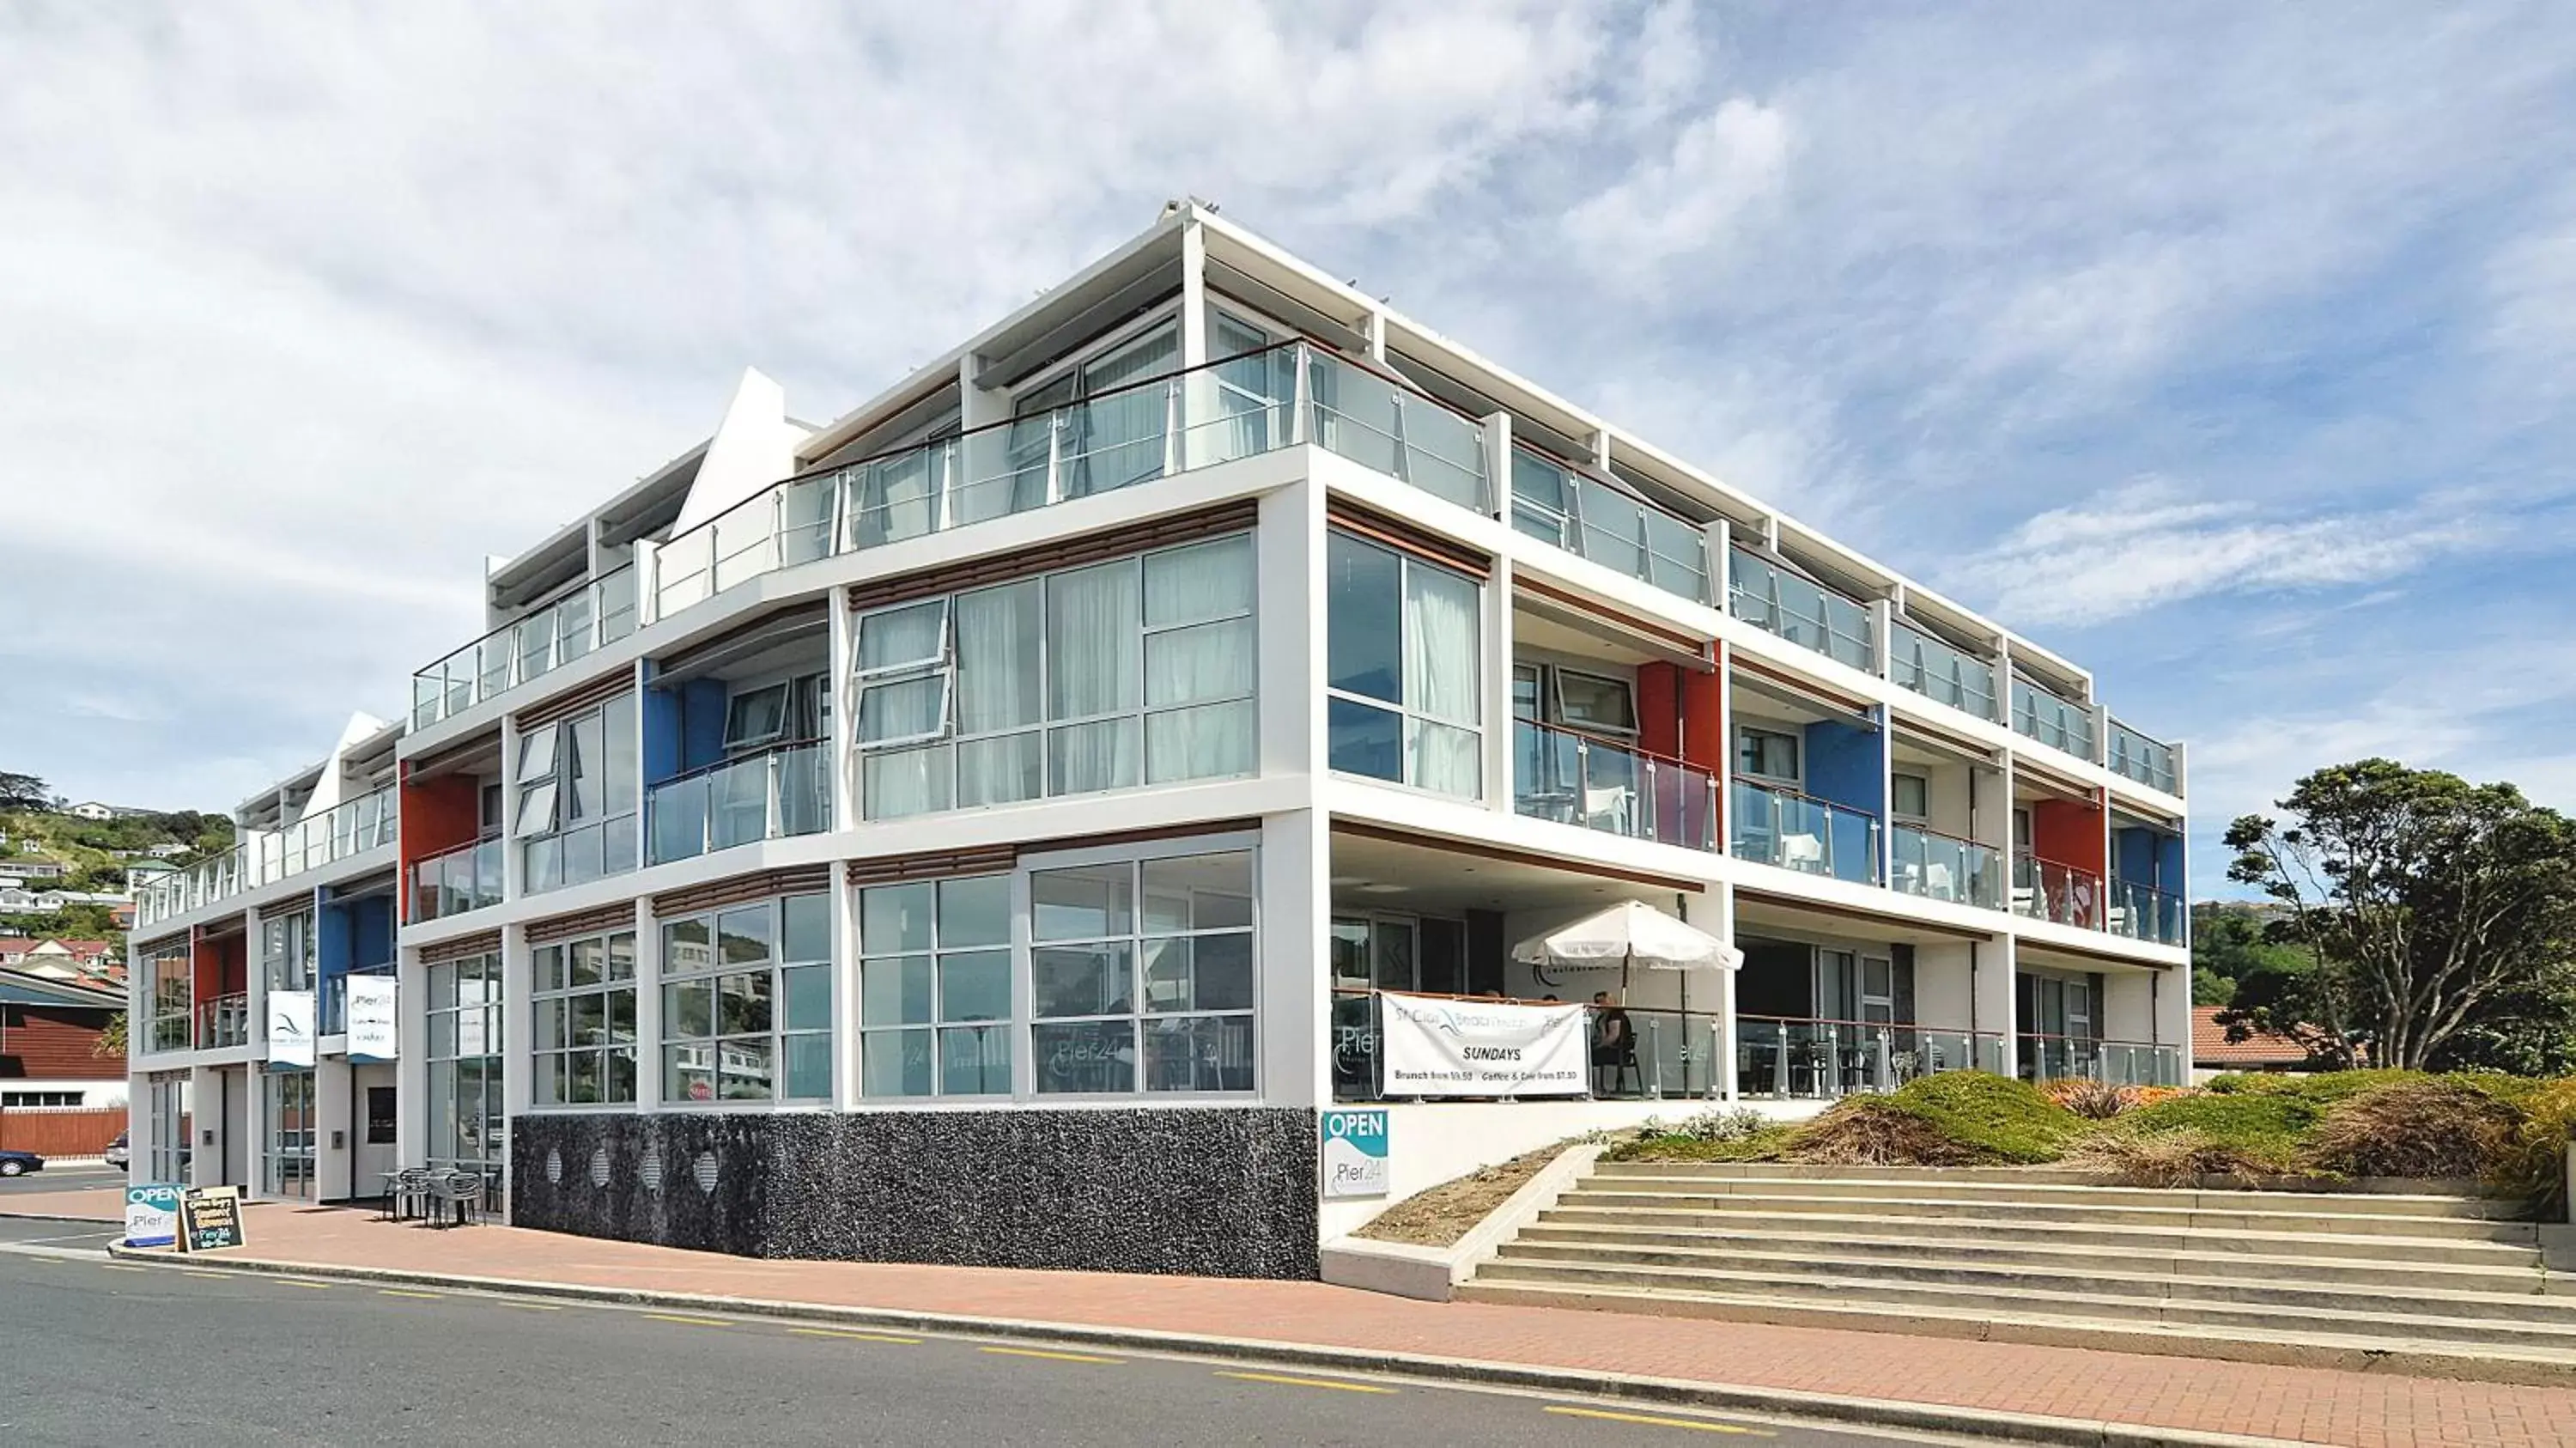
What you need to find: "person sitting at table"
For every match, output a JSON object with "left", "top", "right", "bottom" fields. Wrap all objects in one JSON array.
[{"left": 1590, "top": 991, "right": 1635, "bottom": 1095}]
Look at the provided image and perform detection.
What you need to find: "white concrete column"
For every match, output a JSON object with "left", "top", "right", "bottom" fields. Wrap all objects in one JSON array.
[
  {"left": 633, "top": 539, "right": 662, "bottom": 630},
  {"left": 1974, "top": 936, "right": 2018, "bottom": 1078},
  {"left": 499, "top": 714, "right": 524, "bottom": 903},
  {"left": 827, "top": 601, "right": 858, "bottom": 837},
  {"left": 830, "top": 879, "right": 860, "bottom": 1111},
  {"left": 1482, "top": 411, "right": 1512, "bottom": 522},
  {"left": 1869, "top": 599, "right": 1893, "bottom": 679},
  {"left": 1179, "top": 221, "right": 1208, "bottom": 369},
  {"left": 632, "top": 898, "right": 663, "bottom": 1110},
  {"left": 1707, "top": 517, "right": 1732, "bottom": 613},
  {"left": 1364, "top": 307, "right": 1387, "bottom": 361},
  {"left": 1482, "top": 555, "right": 1514, "bottom": 811},
  {"left": 315, "top": 1055, "right": 355, "bottom": 1201},
  {"left": 1258, "top": 478, "right": 1323, "bottom": 782},
  {"left": 1260, "top": 808, "right": 1330, "bottom": 1110},
  {"left": 500, "top": 922, "right": 532, "bottom": 1117},
  {"left": 394, "top": 946, "right": 428, "bottom": 1170},
  {"left": 1682, "top": 885, "right": 1736, "bottom": 1102},
  {"left": 2155, "top": 964, "right": 2194, "bottom": 1082},
  {"left": 240, "top": 907, "right": 265, "bottom": 1060},
  {"left": 186, "top": 1064, "right": 222, "bottom": 1189}
]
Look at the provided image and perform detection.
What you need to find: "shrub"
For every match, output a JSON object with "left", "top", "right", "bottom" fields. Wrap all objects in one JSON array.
[
  {"left": 2043, "top": 1077, "right": 2131, "bottom": 1120},
  {"left": 2300, "top": 1078, "right": 2519, "bottom": 1182},
  {"left": 1673, "top": 1106, "right": 1778, "bottom": 1143},
  {"left": 1786, "top": 1097, "right": 1992, "bottom": 1165},
  {"left": 2491, "top": 1078, "right": 2576, "bottom": 1217},
  {"left": 1881, "top": 1071, "right": 2087, "bottom": 1163},
  {"left": 2122, "top": 1090, "right": 2321, "bottom": 1170},
  {"left": 2062, "top": 1127, "right": 2269, "bottom": 1187}
]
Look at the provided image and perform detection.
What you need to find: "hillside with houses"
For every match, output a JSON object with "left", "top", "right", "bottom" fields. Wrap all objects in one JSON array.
[{"left": 0, "top": 768, "right": 234, "bottom": 951}]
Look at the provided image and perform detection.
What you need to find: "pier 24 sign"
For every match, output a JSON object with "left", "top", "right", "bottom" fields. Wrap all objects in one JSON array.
[
  {"left": 1321, "top": 1110, "right": 1389, "bottom": 1200},
  {"left": 1379, "top": 994, "right": 1588, "bottom": 1098}
]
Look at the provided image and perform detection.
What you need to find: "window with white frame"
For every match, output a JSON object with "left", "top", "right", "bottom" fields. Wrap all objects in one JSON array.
[
  {"left": 857, "top": 874, "right": 1012, "bottom": 1098},
  {"left": 1735, "top": 726, "right": 1801, "bottom": 783},
  {"left": 532, "top": 929, "right": 638, "bottom": 1106},
  {"left": 261, "top": 910, "right": 314, "bottom": 992},
  {"left": 2, "top": 1090, "right": 82, "bottom": 1108},
  {"left": 425, "top": 952, "right": 504, "bottom": 1174},
  {"left": 1325, "top": 530, "right": 1483, "bottom": 798},
  {"left": 146, "top": 945, "right": 190, "bottom": 1052},
  {"left": 517, "top": 691, "right": 640, "bottom": 894},
  {"left": 1030, "top": 849, "right": 1255, "bottom": 1096},
  {"left": 659, "top": 894, "right": 832, "bottom": 1104},
  {"left": 852, "top": 534, "right": 1257, "bottom": 820},
  {"left": 1552, "top": 668, "right": 1638, "bottom": 735}
]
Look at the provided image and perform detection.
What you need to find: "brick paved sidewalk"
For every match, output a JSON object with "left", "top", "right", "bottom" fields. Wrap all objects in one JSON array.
[
  {"left": 50, "top": 1202, "right": 2562, "bottom": 1448},
  {"left": 0, "top": 1185, "right": 120, "bottom": 1220}
]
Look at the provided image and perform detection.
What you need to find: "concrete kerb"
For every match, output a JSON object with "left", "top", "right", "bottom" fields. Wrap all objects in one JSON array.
[
  {"left": 100, "top": 1243, "right": 2314, "bottom": 1448},
  {"left": 1321, "top": 1140, "right": 1607, "bottom": 1301}
]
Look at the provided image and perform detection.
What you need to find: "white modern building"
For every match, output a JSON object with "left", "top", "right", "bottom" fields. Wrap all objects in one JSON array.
[{"left": 128, "top": 205, "right": 2188, "bottom": 1277}]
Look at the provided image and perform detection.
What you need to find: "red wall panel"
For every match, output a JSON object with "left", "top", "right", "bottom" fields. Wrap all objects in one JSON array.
[{"left": 2032, "top": 796, "right": 2106, "bottom": 877}]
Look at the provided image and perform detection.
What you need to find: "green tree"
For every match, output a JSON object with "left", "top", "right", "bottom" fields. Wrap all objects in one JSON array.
[
  {"left": 2225, "top": 758, "right": 2576, "bottom": 1071},
  {"left": 94, "top": 1012, "right": 126, "bottom": 1060},
  {"left": 2190, "top": 904, "right": 2312, "bottom": 1008},
  {"left": 0, "top": 771, "right": 48, "bottom": 812}
]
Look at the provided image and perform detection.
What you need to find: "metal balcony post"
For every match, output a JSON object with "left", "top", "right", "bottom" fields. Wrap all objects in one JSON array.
[
  {"left": 1290, "top": 344, "right": 1312, "bottom": 446},
  {"left": 1046, "top": 416, "right": 1064, "bottom": 506},
  {"left": 1163, "top": 377, "right": 1182, "bottom": 476}
]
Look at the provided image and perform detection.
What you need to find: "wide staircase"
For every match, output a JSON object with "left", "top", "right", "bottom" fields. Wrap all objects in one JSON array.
[{"left": 1456, "top": 1161, "right": 2576, "bottom": 1382}]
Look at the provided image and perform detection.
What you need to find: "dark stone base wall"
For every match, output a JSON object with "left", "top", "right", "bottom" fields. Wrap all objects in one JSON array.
[{"left": 510, "top": 1107, "right": 1321, "bottom": 1281}]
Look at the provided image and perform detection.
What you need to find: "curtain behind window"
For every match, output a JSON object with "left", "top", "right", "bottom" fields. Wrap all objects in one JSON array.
[
  {"left": 1047, "top": 560, "right": 1141, "bottom": 792},
  {"left": 1403, "top": 563, "right": 1481, "bottom": 797},
  {"left": 1069, "top": 329, "right": 1176, "bottom": 497}
]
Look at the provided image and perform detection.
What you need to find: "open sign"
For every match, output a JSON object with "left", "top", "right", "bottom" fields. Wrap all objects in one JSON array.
[{"left": 1320, "top": 1109, "right": 1388, "bottom": 1199}]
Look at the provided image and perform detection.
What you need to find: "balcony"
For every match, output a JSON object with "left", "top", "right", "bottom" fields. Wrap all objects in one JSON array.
[
  {"left": 1728, "top": 548, "right": 1874, "bottom": 673},
  {"left": 2107, "top": 718, "right": 2178, "bottom": 794},
  {"left": 653, "top": 341, "right": 1305, "bottom": 623},
  {"left": 1507, "top": 447, "right": 1711, "bottom": 605},
  {"left": 137, "top": 788, "right": 403, "bottom": 928},
  {"left": 410, "top": 837, "right": 502, "bottom": 923},
  {"left": 193, "top": 991, "right": 249, "bottom": 1049},
  {"left": 647, "top": 740, "right": 833, "bottom": 866},
  {"left": 1305, "top": 350, "right": 1490, "bottom": 514},
  {"left": 1511, "top": 720, "right": 1717, "bottom": 851},
  {"left": 2012, "top": 677, "right": 2097, "bottom": 763},
  {"left": 1739, "top": 1017, "right": 2008, "bottom": 1098},
  {"left": 2021, "top": 1032, "right": 2184, "bottom": 1087},
  {"left": 2107, "top": 878, "right": 2187, "bottom": 946},
  {"left": 136, "top": 846, "right": 249, "bottom": 928},
  {"left": 1889, "top": 620, "right": 1997, "bottom": 721},
  {"left": 1889, "top": 823, "right": 2003, "bottom": 910},
  {"left": 412, "top": 564, "right": 638, "bottom": 729},
  {"left": 1730, "top": 778, "right": 1880, "bottom": 885},
  {"left": 2011, "top": 855, "right": 2105, "bottom": 930},
  {"left": 149, "top": 1001, "right": 191, "bottom": 1054}
]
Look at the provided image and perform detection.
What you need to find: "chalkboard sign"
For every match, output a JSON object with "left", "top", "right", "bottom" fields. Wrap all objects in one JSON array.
[{"left": 178, "top": 1186, "right": 246, "bottom": 1254}]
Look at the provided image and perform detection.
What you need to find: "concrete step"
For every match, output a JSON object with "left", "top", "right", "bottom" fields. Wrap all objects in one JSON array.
[
  {"left": 1533, "top": 1203, "right": 2549, "bottom": 1264},
  {"left": 1449, "top": 1278, "right": 2576, "bottom": 1385},
  {"left": 1554, "top": 1188, "right": 2544, "bottom": 1240},
  {"left": 1589, "top": 1159, "right": 2509, "bottom": 1198},
  {"left": 1470, "top": 1256, "right": 2576, "bottom": 1348},
  {"left": 1504, "top": 1221, "right": 2555, "bottom": 1292},
  {"left": 1577, "top": 1171, "right": 2524, "bottom": 1219}
]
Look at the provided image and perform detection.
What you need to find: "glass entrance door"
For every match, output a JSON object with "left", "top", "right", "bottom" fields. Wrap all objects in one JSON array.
[{"left": 263, "top": 1070, "right": 315, "bottom": 1201}]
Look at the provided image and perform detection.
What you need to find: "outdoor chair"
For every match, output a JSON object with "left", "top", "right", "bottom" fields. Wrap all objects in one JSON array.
[
  {"left": 431, "top": 1170, "right": 487, "bottom": 1228},
  {"left": 382, "top": 1167, "right": 434, "bottom": 1224}
]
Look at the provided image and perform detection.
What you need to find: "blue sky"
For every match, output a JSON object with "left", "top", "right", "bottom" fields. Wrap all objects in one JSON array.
[{"left": 3, "top": 3, "right": 2571, "bottom": 896}]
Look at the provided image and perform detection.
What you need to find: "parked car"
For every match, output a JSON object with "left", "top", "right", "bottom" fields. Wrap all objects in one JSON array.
[
  {"left": 104, "top": 1133, "right": 130, "bottom": 1169},
  {"left": 0, "top": 1149, "right": 43, "bottom": 1177}
]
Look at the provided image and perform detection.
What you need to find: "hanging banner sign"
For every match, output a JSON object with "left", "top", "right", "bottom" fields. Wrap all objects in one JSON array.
[
  {"left": 124, "top": 1183, "right": 182, "bottom": 1249},
  {"left": 346, "top": 976, "right": 398, "bottom": 1062},
  {"left": 1378, "top": 994, "right": 1589, "bottom": 1098},
  {"left": 267, "top": 989, "right": 317, "bottom": 1068}
]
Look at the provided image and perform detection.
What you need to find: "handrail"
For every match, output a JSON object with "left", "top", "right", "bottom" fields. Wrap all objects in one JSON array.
[
  {"left": 646, "top": 739, "right": 833, "bottom": 866},
  {"left": 1731, "top": 776, "right": 1882, "bottom": 885},
  {"left": 1512, "top": 718, "right": 1718, "bottom": 852},
  {"left": 411, "top": 563, "right": 637, "bottom": 727},
  {"left": 647, "top": 735, "right": 829, "bottom": 788},
  {"left": 1508, "top": 443, "right": 1712, "bottom": 604}
]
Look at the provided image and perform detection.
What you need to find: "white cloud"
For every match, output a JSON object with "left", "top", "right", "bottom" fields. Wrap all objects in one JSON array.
[{"left": 1563, "top": 98, "right": 1790, "bottom": 269}]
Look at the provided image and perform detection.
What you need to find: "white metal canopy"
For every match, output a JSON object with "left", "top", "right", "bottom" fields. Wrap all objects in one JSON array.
[{"left": 1510, "top": 899, "right": 1745, "bottom": 973}]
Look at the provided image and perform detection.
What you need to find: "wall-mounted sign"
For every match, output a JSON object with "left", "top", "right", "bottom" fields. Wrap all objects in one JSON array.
[
  {"left": 346, "top": 976, "right": 398, "bottom": 1062},
  {"left": 124, "top": 1183, "right": 182, "bottom": 1249},
  {"left": 1379, "top": 994, "right": 1588, "bottom": 1098},
  {"left": 267, "top": 989, "right": 316, "bottom": 1068},
  {"left": 177, "top": 1185, "right": 246, "bottom": 1254},
  {"left": 1321, "top": 1110, "right": 1389, "bottom": 1200}
]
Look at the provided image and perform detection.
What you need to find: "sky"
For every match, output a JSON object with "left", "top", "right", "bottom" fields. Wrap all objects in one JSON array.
[{"left": 3, "top": 3, "right": 2572, "bottom": 897}]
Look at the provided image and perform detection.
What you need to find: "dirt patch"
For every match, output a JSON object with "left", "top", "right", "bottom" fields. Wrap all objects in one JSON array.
[{"left": 1352, "top": 1145, "right": 1564, "bottom": 1247}]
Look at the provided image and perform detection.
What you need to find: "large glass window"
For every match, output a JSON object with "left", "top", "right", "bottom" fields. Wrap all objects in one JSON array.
[
  {"left": 532, "top": 930, "right": 639, "bottom": 1106},
  {"left": 425, "top": 952, "right": 505, "bottom": 1176},
  {"left": 659, "top": 894, "right": 832, "bottom": 1104},
  {"left": 1031, "top": 849, "right": 1255, "bottom": 1096},
  {"left": 1326, "top": 531, "right": 1482, "bottom": 798},
  {"left": 261, "top": 910, "right": 315, "bottom": 992},
  {"left": 519, "top": 692, "right": 640, "bottom": 894},
  {"left": 854, "top": 534, "right": 1256, "bottom": 819},
  {"left": 147, "top": 945, "right": 191, "bottom": 1052},
  {"left": 263, "top": 1069, "right": 314, "bottom": 1201},
  {"left": 857, "top": 874, "right": 1012, "bottom": 1097}
]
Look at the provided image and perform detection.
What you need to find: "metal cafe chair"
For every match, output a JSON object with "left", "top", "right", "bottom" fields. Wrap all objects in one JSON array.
[{"left": 430, "top": 1170, "right": 487, "bottom": 1228}]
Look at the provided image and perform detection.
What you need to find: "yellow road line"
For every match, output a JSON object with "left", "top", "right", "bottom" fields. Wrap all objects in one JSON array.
[
  {"left": 787, "top": 1327, "right": 921, "bottom": 1344},
  {"left": 176, "top": 1269, "right": 229, "bottom": 1278},
  {"left": 1213, "top": 1370, "right": 1395, "bottom": 1395},
  {"left": 980, "top": 1345, "right": 1121, "bottom": 1365},
  {"left": 642, "top": 1312, "right": 733, "bottom": 1328},
  {"left": 100, "top": 1263, "right": 149, "bottom": 1273},
  {"left": 501, "top": 1300, "right": 563, "bottom": 1311},
  {"left": 377, "top": 1288, "right": 445, "bottom": 1299},
  {"left": 1543, "top": 1405, "right": 1772, "bottom": 1436},
  {"left": 278, "top": 1280, "right": 337, "bottom": 1289}
]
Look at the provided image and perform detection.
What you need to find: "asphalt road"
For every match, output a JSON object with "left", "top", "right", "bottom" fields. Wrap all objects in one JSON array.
[
  {"left": 0, "top": 1163, "right": 119, "bottom": 1196},
  {"left": 0, "top": 1218, "right": 1972, "bottom": 1448}
]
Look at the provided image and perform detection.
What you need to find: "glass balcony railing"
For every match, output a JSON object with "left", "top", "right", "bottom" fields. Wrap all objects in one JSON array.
[
  {"left": 1305, "top": 350, "right": 1490, "bottom": 514},
  {"left": 412, "top": 564, "right": 638, "bottom": 729},
  {"left": 1737, "top": 1017, "right": 2009, "bottom": 1098},
  {"left": 1507, "top": 447, "right": 1710, "bottom": 604},
  {"left": 2107, "top": 718, "right": 2178, "bottom": 794},
  {"left": 149, "top": 1008, "right": 191, "bottom": 1054},
  {"left": 653, "top": 342, "right": 1305, "bottom": 622},
  {"left": 1730, "top": 778, "right": 1881, "bottom": 884},
  {"left": 1511, "top": 720, "right": 1718, "bottom": 851},
  {"left": 1889, "top": 823, "right": 2003, "bottom": 910},
  {"left": 2107, "top": 878, "right": 2188, "bottom": 946},
  {"left": 1889, "top": 620, "right": 1997, "bottom": 721},
  {"left": 138, "top": 787, "right": 403, "bottom": 928},
  {"left": 1728, "top": 548, "right": 1874, "bottom": 672},
  {"left": 647, "top": 740, "right": 834, "bottom": 866},
  {"left": 2020, "top": 1033, "right": 2185, "bottom": 1088},
  {"left": 2012, "top": 677, "right": 2097, "bottom": 763},
  {"left": 2011, "top": 855, "right": 2105, "bottom": 930},
  {"left": 194, "top": 991, "right": 250, "bottom": 1049},
  {"left": 410, "top": 837, "right": 502, "bottom": 923}
]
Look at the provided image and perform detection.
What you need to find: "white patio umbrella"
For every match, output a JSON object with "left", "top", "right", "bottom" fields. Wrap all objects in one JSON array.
[{"left": 1510, "top": 898, "right": 1744, "bottom": 994}]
